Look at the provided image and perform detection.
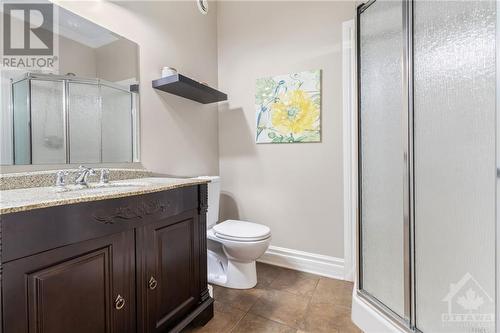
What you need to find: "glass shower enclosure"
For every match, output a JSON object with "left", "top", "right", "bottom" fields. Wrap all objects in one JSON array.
[
  {"left": 11, "top": 73, "right": 137, "bottom": 165},
  {"left": 357, "top": 0, "right": 496, "bottom": 332}
]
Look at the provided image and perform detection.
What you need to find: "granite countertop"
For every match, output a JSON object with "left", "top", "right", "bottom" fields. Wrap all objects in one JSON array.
[
  {"left": 0, "top": 177, "right": 208, "bottom": 215},
  {"left": 0, "top": 168, "right": 153, "bottom": 190}
]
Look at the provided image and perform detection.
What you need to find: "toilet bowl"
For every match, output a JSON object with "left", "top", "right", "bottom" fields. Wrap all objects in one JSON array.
[
  {"left": 207, "top": 220, "right": 271, "bottom": 289},
  {"left": 198, "top": 176, "right": 271, "bottom": 289}
]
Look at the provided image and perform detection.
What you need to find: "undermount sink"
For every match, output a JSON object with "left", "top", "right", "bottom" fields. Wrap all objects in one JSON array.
[
  {"left": 92, "top": 181, "right": 151, "bottom": 188},
  {"left": 54, "top": 181, "right": 151, "bottom": 193}
]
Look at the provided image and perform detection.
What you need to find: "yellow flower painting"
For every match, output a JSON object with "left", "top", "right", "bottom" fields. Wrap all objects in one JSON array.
[{"left": 255, "top": 70, "right": 321, "bottom": 143}]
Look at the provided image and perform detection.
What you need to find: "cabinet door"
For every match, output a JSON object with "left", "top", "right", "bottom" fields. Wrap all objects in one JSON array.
[
  {"left": 140, "top": 210, "right": 200, "bottom": 332},
  {"left": 2, "top": 230, "right": 135, "bottom": 333}
]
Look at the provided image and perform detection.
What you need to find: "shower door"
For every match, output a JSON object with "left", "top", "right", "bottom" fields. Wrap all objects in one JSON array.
[
  {"left": 358, "top": 0, "right": 409, "bottom": 324},
  {"left": 11, "top": 74, "right": 136, "bottom": 164},
  {"left": 413, "top": 0, "right": 496, "bottom": 332},
  {"left": 357, "top": 0, "right": 497, "bottom": 332},
  {"left": 30, "top": 79, "right": 66, "bottom": 164}
]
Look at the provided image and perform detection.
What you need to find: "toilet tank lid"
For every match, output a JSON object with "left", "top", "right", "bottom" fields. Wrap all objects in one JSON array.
[{"left": 196, "top": 176, "right": 220, "bottom": 183}]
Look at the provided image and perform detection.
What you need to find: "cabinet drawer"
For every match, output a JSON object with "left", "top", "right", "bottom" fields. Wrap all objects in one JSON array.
[{"left": 1, "top": 185, "right": 198, "bottom": 263}]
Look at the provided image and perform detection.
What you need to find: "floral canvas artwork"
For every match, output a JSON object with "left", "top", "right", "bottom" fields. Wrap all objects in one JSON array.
[{"left": 255, "top": 70, "right": 321, "bottom": 143}]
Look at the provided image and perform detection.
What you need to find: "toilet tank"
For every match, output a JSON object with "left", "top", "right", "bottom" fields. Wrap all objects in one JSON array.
[{"left": 197, "top": 176, "right": 220, "bottom": 229}]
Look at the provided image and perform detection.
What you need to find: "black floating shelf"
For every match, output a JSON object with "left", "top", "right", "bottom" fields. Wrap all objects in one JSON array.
[{"left": 152, "top": 74, "right": 227, "bottom": 104}]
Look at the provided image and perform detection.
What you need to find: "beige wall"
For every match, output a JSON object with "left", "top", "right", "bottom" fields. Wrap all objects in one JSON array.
[
  {"left": 96, "top": 38, "right": 138, "bottom": 83},
  {"left": 27, "top": 0, "right": 354, "bottom": 260},
  {"left": 55, "top": 0, "right": 220, "bottom": 177},
  {"left": 61, "top": 36, "right": 138, "bottom": 83},
  {"left": 59, "top": 35, "right": 97, "bottom": 78},
  {"left": 217, "top": 1, "right": 355, "bottom": 258},
  {"left": 60, "top": 32, "right": 139, "bottom": 82}
]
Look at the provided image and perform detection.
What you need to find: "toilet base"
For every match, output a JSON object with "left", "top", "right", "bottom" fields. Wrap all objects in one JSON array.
[{"left": 207, "top": 249, "right": 257, "bottom": 289}]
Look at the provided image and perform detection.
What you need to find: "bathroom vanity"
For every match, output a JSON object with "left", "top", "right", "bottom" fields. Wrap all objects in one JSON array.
[
  {"left": 1, "top": 3, "right": 214, "bottom": 332},
  {"left": 0, "top": 176, "right": 213, "bottom": 333}
]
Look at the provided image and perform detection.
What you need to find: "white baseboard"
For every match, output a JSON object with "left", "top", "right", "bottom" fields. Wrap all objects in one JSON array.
[{"left": 257, "top": 245, "right": 345, "bottom": 280}]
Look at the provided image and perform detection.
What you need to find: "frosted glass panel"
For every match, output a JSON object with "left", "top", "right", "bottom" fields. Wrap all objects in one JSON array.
[
  {"left": 359, "top": 0, "right": 405, "bottom": 317},
  {"left": 101, "top": 85, "right": 132, "bottom": 162},
  {"left": 414, "top": 1, "right": 496, "bottom": 332},
  {"left": 30, "top": 80, "right": 65, "bottom": 164},
  {"left": 12, "top": 80, "right": 30, "bottom": 164},
  {"left": 68, "top": 83, "right": 101, "bottom": 163},
  {"left": 1, "top": 70, "right": 17, "bottom": 165}
]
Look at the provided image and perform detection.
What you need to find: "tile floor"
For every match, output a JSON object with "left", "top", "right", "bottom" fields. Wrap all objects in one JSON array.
[{"left": 184, "top": 263, "right": 362, "bottom": 333}]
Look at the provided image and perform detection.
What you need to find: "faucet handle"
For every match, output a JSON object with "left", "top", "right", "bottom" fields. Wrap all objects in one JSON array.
[
  {"left": 55, "top": 170, "right": 69, "bottom": 187},
  {"left": 100, "top": 168, "right": 110, "bottom": 184},
  {"left": 78, "top": 165, "right": 95, "bottom": 175},
  {"left": 75, "top": 166, "right": 95, "bottom": 186}
]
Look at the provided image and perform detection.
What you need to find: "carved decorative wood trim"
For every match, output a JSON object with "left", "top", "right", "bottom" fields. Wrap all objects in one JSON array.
[
  {"left": 197, "top": 184, "right": 209, "bottom": 305},
  {"left": 198, "top": 184, "right": 208, "bottom": 215},
  {"left": 94, "top": 200, "right": 170, "bottom": 224}
]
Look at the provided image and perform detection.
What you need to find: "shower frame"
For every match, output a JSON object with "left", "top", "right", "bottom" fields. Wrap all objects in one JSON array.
[
  {"left": 355, "top": 0, "right": 417, "bottom": 331},
  {"left": 10, "top": 72, "right": 138, "bottom": 165},
  {"left": 356, "top": 1, "right": 499, "bottom": 332}
]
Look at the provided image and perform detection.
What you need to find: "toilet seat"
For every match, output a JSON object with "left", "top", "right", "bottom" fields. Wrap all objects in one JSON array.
[{"left": 213, "top": 220, "right": 271, "bottom": 242}]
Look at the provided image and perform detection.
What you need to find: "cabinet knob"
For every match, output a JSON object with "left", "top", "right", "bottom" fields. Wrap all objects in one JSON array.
[
  {"left": 148, "top": 276, "right": 158, "bottom": 290},
  {"left": 114, "top": 294, "right": 126, "bottom": 310}
]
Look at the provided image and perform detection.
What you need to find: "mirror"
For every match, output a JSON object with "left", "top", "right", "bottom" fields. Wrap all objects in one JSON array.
[{"left": 0, "top": 2, "right": 140, "bottom": 165}]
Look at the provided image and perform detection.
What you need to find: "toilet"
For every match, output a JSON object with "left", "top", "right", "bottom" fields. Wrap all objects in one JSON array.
[{"left": 200, "top": 176, "right": 271, "bottom": 289}]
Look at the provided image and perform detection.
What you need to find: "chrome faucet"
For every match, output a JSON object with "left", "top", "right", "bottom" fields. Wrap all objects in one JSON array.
[
  {"left": 55, "top": 170, "right": 69, "bottom": 187},
  {"left": 75, "top": 166, "right": 95, "bottom": 186},
  {"left": 100, "top": 168, "right": 110, "bottom": 184}
]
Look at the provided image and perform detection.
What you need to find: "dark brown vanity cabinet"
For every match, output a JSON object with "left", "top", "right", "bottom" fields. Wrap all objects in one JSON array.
[
  {"left": 139, "top": 211, "right": 201, "bottom": 332},
  {"left": 3, "top": 231, "right": 136, "bottom": 333},
  {"left": 0, "top": 184, "right": 213, "bottom": 333}
]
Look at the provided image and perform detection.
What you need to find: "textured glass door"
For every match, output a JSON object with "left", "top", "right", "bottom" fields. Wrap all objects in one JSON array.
[
  {"left": 30, "top": 80, "right": 65, "bottom": 164},
  {"left": 12, "top": 79, "right": 30, "bottom": 164},
  {"left": 414, "top": 0, "right": 496, "bottom": 332},
  {"left": 68, "top": 82, "right": 101, "bottom": 163},
  {"left": 101, "top": 85, "right": 132, "bottom": 163},
  {"left": 358, "top": 0, "right": 406, "bottom": 318}
]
